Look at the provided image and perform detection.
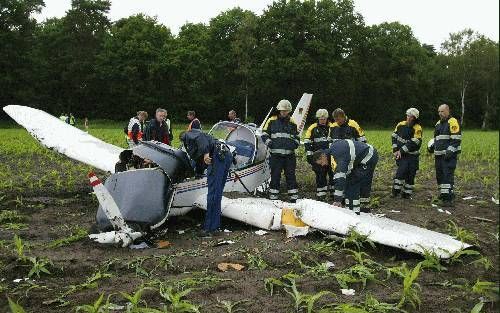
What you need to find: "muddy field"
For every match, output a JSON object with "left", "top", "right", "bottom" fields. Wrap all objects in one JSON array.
[{"left": 0, "top": 127, "right": 498, "bottom": 313}]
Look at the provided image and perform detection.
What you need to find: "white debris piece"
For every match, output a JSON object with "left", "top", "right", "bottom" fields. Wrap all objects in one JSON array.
[
  {"left": 129, "top": 242, "right": 150, "bottom": 249},
  {"left": 437, "top": 208, "right": 444, "bottom": 213},
  {"left": 462, "top": 196, "right": 476, "bottom": 200},
  {"left": 255, "top": 230, "right": 268, "bottom": 236},
  {"left": 341, "top": 289, "right": 356, "bottom": 296},
  {"left": 284, "top": 225, "right": 310, "bottom": 238},
  {"left": 323, "top": 261, "right": 335, "bottom": 269},
  {"left": 390, "top": 210, "right": 401, "bottom": 213},
  {"left": 445, "top": 210, "right": 452, "bottom": 215},
  {"left": 223, "top": 229, "right": 232, "bottom": 233},
  {"left": 177, "top": 230, "right": 185, "bottom": 235},
  {"left": 492, "top": 197, "right": 499, "bottom": 205}
]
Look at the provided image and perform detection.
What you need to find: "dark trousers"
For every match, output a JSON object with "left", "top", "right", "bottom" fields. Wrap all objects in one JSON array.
[
  {"left": 392, "top": 156, "right": 419, "bottom": 197},
  {"left": 312, "top": 162, "right": 334, "bottom": 199},
  {"left": 269, "top": 154, "right": 298, "bottom": 201},
  {"left": 435, "top": 156, "right": 456, "bottom": 201},
  {"left": 345, "top": 150, "right": 379, "bottom": 212},
  {"left": 205, "top": 148, "right": 233, "bottom": 231}
]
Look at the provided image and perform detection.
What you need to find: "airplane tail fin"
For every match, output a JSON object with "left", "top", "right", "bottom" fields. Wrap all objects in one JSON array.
[
  {"left": 291, "top": 93, "right": 313, "bottom": 137},
  {"left": 88, "top": 172, "right": 142, "bottom": 246}
]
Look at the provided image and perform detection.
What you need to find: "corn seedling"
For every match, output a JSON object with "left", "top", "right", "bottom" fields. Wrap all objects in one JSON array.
[
  {"left": 281, "top": 276, "right": 331, "bottom": 313},
  {"left": 246, "top": 252, "right": 268, "bottom": 270},
  {"left": 48, "top": 226, "right": 88, "bottom": 248},
  {"left": 13, "top": 234, "right": 27, "bottom": 261},
  {"left": 75, "top": 293, "right": 114, "bottom": 313},
  {"left": 158, "top": 285, "right": 200, "bottom": 313},
  {"left": 397, "top": 262, "right": 422, "bottom": 310},
  {"left": 264, "top": 273, "right": 301, "bottom": 296},
  {"left": 418, "top": 247, "right": 447, "bottom": 272},
  {"left": 468, "top": 256, "right": 493, "bottom": 270},
  {"left": 335, "top": 264, "right": 378, "bottom": 289},
  {"left": 172, "top": 272, "right": 231, "bottom": 290},
  {"left": 307, "top": 240, "right": 338, "bottom": 256},
  {"left": 8, "top": 297, "right": 27, "bottom": 313},
  {"left": 120, "top": 287, "right": 157, "bottom": 313},
  {"left": 341, "top": 228, "right": 376, "bottom": 251},
  {"left": 384, "top": 262, "right": 410, "bottom": 280},
  {"left": 363, "top": 294, "right": 406, "bottom": 312},
  {"left": 471, "top": 280, "right": 499, "bottom": 302},
  {"left": 446, "top": 221, "right": 478, "bottom": 245},
  {"left": 28, "top": 256, "right": 52, "bottom": 278},
  {"left": 216, "top": 299, "right": 250, "bottom": 313},
  {"left": 449, "top": 248, "right": 481, "bottom": 265}
]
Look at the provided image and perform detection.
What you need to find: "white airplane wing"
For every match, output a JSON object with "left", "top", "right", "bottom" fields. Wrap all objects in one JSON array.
[
  {"left": 3, "top": 105, "right": 122, "bottom": 173},
  {"left": 291, "top": 93, "right": 313, "bottom": 137}
]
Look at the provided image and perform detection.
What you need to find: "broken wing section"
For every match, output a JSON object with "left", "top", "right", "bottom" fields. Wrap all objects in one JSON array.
[{"left": 3, "top": 105, "right": 122, "bottom": 173}]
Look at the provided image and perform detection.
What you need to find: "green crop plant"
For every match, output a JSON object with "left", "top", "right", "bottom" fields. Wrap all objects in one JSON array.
[
  {"left": 159, "top": 285, "right": 200, "bottom": 313},
  {"left": 48, "top": 226, "right": 88, "bottom": 248},
  {"left": 397, "top": 262, "right": 422, "bottom": 310},
  {"left": 264, "top": 273, "right": 301, "bottom": 296},
  {"left": 120, "top": 287, "right": 160, "bottom": 313},
  {"left": 362, "top": 294, "right": 406, "bottom": 312},
  {"left": 75, "top": 293, "right": 114, "bottom": 313},
  {"left": 276, "top": 276, "right": 331, "bottom": 313},
  {"left": 469, "top": 256, "right": 493, "bottom": 270},
  {"left": 307, "top": 240, "right": 338, "bottom": 256},
  {"left": 334, "top": 264, "right": 378, "bottom": 289},
  {"left": 345, "top": 249, "right": 382, "bottom": 269},
  {"left": 13, "top": 234, "right": 27, "bottom": 261},
  {"left": 471, "top": 280, "right": 499, "bottom": 302},
  {"left": 246, "top": 252, "right": 268, "bottom": 270},
  {"left": 0, "top": 209, "right": 26, "bottom": 224},
  {"left": 171, "top": 272, "right": 231, "bottom": 290},
  {"left": 418, "top": 247, "right": 447, "bottom": 272},
  {"left": 446, "top": 221, "right": 478, "bottom": 245},
  {"left": 341, "top": 228, "right": 376, "bottom": 251},
  {"left": 449, "top": 248, "right": 481, "bottom": 265},
  {"left": 216, "top": 299, "right": 250, "bottom": 313},
  {"left": 8, "top": 297, "right": 27, "bottom": 313},
  {"left": 28, "top": 256, "right": 52, "bottom": 278},
  {"left": 385, "top": 262, "right": 410, "bottom": 280}
]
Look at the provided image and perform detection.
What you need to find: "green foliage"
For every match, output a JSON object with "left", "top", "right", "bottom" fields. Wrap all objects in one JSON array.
[
  {"left": 75, "top": 293, "right": 112, "bottom": 313},
  {"left": 8, "top": 297, "right": 27, "bottom": 313},
  {"left": 246, "top": 252, "right": 268, "bottom": 270},
  {"left": 27, "top": 256, "right": 52, "bottom": 278},
  {"left": 47, "top": 226, "right": 88, "bottom": 248},
  {"left": 158, "top": 285, "right": 200, "bottom": 313},
  {"left": 471, "top": 280, "right": 499, "bottom": 302},
  {"left": 418, "top": 247, "right": 447, "bottom": 272},
  {"left": 397, "top": 263, "right": 422, "bottom": 310},
  {"left": 216, "top": 299, "right": 250, "bottom": 313},
  {"left": 446, "top": 221, "right": 478, "bottom": 245},
  {"left": 13, "top": 234, "right": 27, "bottom": 261},
  {"left": 341, "top": 228, "right": 376, "bottom": 251}
]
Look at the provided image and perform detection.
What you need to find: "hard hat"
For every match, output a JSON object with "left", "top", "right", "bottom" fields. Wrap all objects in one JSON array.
[
  {"left": 316, "top": 109, "right": 329, "bottom": 119},
  {"left": 427, "top": 138, "right": 434, "bottom": 154},
  {"left": 406, "top": 108, "right": 419, "bottom": 119},
  {"left": 276, "top": 99, "right": 292, "bottom": 111}
]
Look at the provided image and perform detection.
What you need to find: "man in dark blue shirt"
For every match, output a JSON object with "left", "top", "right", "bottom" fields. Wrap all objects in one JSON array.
[{"left": 180, "top": 130, "right": 233, "bottom": 234}]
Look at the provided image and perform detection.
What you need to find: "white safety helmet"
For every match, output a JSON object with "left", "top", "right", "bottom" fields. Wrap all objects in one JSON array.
[
  {"left": 406, "top": 107, "right": 419, "bottom": 119},
  {"left": 427, "top": 138, "right": 435, "bottom": 154},
  {"left": 316, "top": 109, "right": 329, "bottom": 119},
  {"left": 276, "top": 99, "right": 292, "bottom": 111}
]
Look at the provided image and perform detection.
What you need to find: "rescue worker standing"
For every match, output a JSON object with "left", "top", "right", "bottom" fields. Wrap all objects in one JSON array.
[
  {"left": 180, "top": 130, "right": 233, "bottom": 235},
  {"left": 330, "top": 108, "right": 367, "bottom": 142},
  {"left": 69, "top": 113, "right": 76, "bottom": 126},
  {"left": 428, "top": 104, "right": 461, "bottom": 207},
  {"left": 187, "top": 111, "right": 202, "bottom": 130},
  {"left": 304, "top": 109, "right": 333, "bottom": 201},
  {"left": 262, "top": 100, "right": 300, "bottom": 202},
  {"left": 126, "top": 111, "right": 148, "bottom": 148},
  {"left": 144, "top": 108, "right": 171, "bottom": 145},
  {"left": 312, "top": 139, "right": 378, "bottom": 214},
  {"left": 391, "top": 108, "right": 423, "bottom": 199}
]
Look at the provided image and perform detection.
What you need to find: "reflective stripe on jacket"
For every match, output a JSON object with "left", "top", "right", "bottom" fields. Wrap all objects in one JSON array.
[
  {"left": 391, "top": 121, "right": 422, "bottom": 155},
  {"left": 330, "top": 118, "right": 366, "bottom": 142},
  {"left": 434, "top": 117, "right": 461, "bottom": 157},
  {"left": 262, "top": 115, "right": 299, "bottom": 155},
  {"left": 304, "top": 122, "right": 331, "bottom": 156}
]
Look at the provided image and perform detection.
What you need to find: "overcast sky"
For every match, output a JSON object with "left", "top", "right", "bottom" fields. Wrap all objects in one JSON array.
[{"left": 35, "top": 0, "right": 499, "bottom": 49}]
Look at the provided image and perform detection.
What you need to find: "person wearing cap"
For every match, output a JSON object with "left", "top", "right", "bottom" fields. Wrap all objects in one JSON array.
[
  {"left": 427, "top": 104, "right": 461, "bottom": 207},
  {"left": 304, "top": 109, "right": 334, "bottom": 201},
  {"left": 311, "top": 139, "right": 378, "bottom": 215},
  {"left": 262, "top": 99, "right": 300, "bottom": 202},
  {"left": 330, "top": 108, "right": 367, "bottom": 142},
  {"left": 391, "top": 108, "right": 423, "bottom": 199}
]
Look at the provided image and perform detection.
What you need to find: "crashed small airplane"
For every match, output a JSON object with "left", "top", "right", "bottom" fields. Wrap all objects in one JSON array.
[{"left": 3, "top": 94, "right": 470, "bottom": 258}]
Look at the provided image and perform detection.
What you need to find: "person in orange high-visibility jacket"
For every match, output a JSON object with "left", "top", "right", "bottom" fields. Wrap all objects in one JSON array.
[
  {"left": 127, "top": 111, "right": 148, "bottom": 148},
  {"left": 187, "top": 110, "right": 202, "bottom": 131}
]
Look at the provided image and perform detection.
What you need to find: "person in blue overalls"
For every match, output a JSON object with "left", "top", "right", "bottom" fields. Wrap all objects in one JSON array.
[
  {"left": 312, "top": 139, "right": 378, "bottom": 215},
  {"left": 180, "top": 129, "right": 233, "bottom": 235}
]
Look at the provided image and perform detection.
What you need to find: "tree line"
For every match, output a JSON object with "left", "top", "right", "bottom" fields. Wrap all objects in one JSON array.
[{"left": 1, "top": 0, "right": 498, "bottom": 128}]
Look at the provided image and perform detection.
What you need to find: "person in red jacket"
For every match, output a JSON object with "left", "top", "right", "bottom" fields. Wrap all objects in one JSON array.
[{"left": 126, "top": 111, "right": 148, "bottom": 148}]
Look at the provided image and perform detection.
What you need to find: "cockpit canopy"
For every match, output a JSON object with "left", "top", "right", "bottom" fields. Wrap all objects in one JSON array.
[{"left": 209, "top": 122, "right": 267, "bottom": 169}]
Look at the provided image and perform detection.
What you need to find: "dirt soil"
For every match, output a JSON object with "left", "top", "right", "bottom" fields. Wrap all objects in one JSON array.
[{"left": 0, "top": 156, "right": 498, "bottom": 313}]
